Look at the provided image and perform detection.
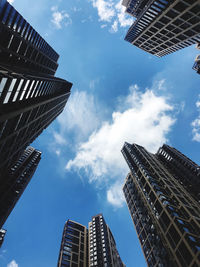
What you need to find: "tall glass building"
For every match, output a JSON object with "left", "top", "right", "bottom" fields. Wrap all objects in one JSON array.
[
  {"left": 123, "top": 0, "right": 200, "bottom": 60},
  {"left": 58, "top": 215, "right": 125, "bottom": 267},
  {"left": 0, "top": 0, "right": 72, "bottom": 246},
  {"left": 0, "top": 0, "right": 72, "bottom": 177},
  {"left": 122, "top": 142, "right": 200, "bottom": 267}
]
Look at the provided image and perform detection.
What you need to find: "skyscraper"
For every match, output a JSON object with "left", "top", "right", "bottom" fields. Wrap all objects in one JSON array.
[
  {"left": 88, "top": 214, "right": 125, "bottom": 267},
  {"left": 123, "top": 0, "right": 200, "bottom": 57},
  {"left": 57, "top": 215, "right": 125, "bottom": 267},
  {"left": 0, "top": 0, "right": 72, "bottom": 177},
  {"left": 122, "top": 142, "right": 200, "bottom": 267},
  {"left": 0, "top": 147, "right": 41, "bottom": 229},
  {"left": 57, "top": 220, "right": 88, "bottom": 267}
]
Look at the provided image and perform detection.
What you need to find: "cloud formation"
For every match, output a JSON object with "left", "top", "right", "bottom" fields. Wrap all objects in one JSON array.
[
  {"left": 7, "top": 260, "right": 18, "bottom": 267},
  {"left": 51, "top": 6, "right": 72, "bottom": 29},
  {"left": 90, "top": 0, "right": 133, "bottom": 32},
  {"left": 50, "top": 90, "right": 101, "bottom": 157},
  {"left": 191, "top": 95, "right": 200, "bottom": 142},
  {"left": 66, "top": 83, "right": 176, "bottom": 206}
]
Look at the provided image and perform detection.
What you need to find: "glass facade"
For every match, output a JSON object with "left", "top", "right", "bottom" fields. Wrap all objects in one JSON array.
[
  {"left": 124, "top": 0, "right": 200, "bottom": 57},
  {"left": 0, "top": 147, "right": 41, "bottom": 229},
  {"left": 0, "top": 0, "right": 59, "bottom": 75},
  {"left": 57, "top": 220, "right": 88, "bottom": 267},
  {"left": 122, "top": 142, "right": 200, "bottom": 267},
  {"left": 58, "top": 215, "right": 125, "bottom": 267}
]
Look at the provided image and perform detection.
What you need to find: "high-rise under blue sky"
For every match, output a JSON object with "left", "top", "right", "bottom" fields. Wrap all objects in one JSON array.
[{"left": 1, "top": 0, "right": 200, "bottom": 267}]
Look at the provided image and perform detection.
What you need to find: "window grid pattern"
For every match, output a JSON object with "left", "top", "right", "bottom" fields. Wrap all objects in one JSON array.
[
  {"left": 57, "top": 220, "right": 88, "bottom": 267},
  {"left": 123, "top": 0, "right": 153, "bottom": 18},
  {"left": 0, "top": 91, "right": 70, "bottom": 173},
  {"left": 0, "top": 147, "right": 41, "bottom": 228},
  {"left": 125, "top": 0, "right": 200, "bottom": 57},
  {"left": 122, "top": 142, "right": 200, "bottom": 267},
  {"left": 89, "top": 214, "right": 125, "bottom": 267},
  {"left": 0, "top": 0, "right": 59, "bottom": 75}
]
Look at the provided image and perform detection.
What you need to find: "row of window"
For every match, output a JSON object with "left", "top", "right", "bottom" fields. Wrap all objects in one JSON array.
[
  {"left": 0, "top": 76, "right": 66, "bottom": 105},
  {"left": 0, "top": 0, "right": 58, "bottom": 61}
]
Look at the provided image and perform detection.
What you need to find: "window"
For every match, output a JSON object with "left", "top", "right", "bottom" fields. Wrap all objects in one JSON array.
[
  {"left": 3, "top": 78, "right": 16, "bottom": 103},
  {"left": 0, "top": 78, "right": 8, "bottom": 96}
]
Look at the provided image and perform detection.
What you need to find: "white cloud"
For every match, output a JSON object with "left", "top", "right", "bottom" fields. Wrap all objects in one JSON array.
[
  {"left": 7, "top": 260, "right": 18, "bottom": 267},
  {"left": 53, "top": 132, "right": 67, "bottom": 145},
  {"left": 57, "top": 90, "right": 100, "bottom": 138},
  {"left": 66, "top": 83, "right": 176, "bottom": 206},
  {"left": 191, "top": 95, "right": 200, "bottom": 142},
  {"left": 51, "top": 6, "right": 72, "bottom": 29},
  {"left": 110, "top": 20, "right": 118, "bottom": 33},
  {"left": 90, "top": 0, "right": 115, "bottom": 22},
  {"left": 107, "top": 182, "right": 125, "bottom": 207},
  {"left": 7, "top": 0, "right": 14, "bottom": 4},
  {"left": 115, "top": 0, "right": 134, "bottom": 27},
  {"left": 50, "top": 90, "right": 101, "bottom": 157},
  {"left": 90, "top": 0, "right": 133, "bottom": 32}
]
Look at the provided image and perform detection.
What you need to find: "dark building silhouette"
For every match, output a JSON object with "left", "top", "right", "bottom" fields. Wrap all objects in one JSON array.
[
  {"left": 0, "top": 147, "right": 41, "bottom": 229},
  {"left": 58, "top": 215, "right": 125, "bottom": 267},
  {"left": 122, "top": 142, "right": 200, "bottom": 267},
  {"left": 123, "top": 0, "right": 200, "bottom": 57},
  {"left": 0, "top": 0, "right": 72, "bottom": 242},
  {"left": 0, "top": 0, "right": 72, "bottom": 177}
]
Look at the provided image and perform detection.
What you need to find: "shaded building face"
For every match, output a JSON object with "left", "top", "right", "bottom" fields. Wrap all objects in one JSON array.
[
  {"left": 58, "top": 215, "right": 125, "bottom": 267},
  {"left": 124, "top": 0, "right": 200, "bottom": 57},
  {"left": 0, "top": 147, "right": 41, "bottom": 229},
  {"left": 0, "top": 0, "right": 59, "bottom": 75},
  {"left": 89, "top": 214, "right": 125, "bottom": 267},
  {"left": 0, "top": 69, "right": 71, "bottom": 175},
  {"left": 0, "top": 0, "right": 72, "bottom": 177},
  {"left": 122, "top": 142, "right": 200, "bottom": 267},
  {"left": 57, "top": 220, "right": 88, "bottom": 267}
]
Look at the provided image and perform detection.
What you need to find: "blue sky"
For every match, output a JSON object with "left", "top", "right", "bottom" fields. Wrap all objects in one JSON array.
[{"left": 1, "top": 0, "right": 200, "bottom": 266}]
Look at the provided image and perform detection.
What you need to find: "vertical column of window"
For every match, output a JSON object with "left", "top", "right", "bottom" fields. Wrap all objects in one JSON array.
[
  {"left": 1, "top": 2, "right": 10, "bottom": 24},
  {"left": 6, "top": 78, "right": 20, "bottom": 102},
  {"left": 24, "top": 80, "right": 36, "bottom": 100},
  {"left": 12, "top": 78, "right": 24, "bottom": 102},
  {"left": 27, "top": 26, "right": 33, "bottom": 42},
  {"left": 1, "top": 78, "right": 17, "bottom": 104},
  {"left": 18, "top": 79, "right": 30, "bottom": 101},
  {"left": 0, "top": 0, "right": 7, "bottom": 20},
  {"left": 33, "top": 80, "right": 41, "bottom": 98},
  {"left": 38, "top": 81, "right": 47, "bottom": 97},
  {"left": 29, "top": 80, "right": 39, "bottom": 98},
  {"left": 19, "top": 19, "right": 26, "bottom": 36},
  {"left": 22, "top": 23, "right": 29, "bottom": 40},
  {"left": 6, "top": 6, "right": 15, "bottom": 28},
  {"left": 12, "top": 12, "right": 20, "bottom": 31},
  {"left": 0, "top": 77, "right": 8, "bottom": 100}
]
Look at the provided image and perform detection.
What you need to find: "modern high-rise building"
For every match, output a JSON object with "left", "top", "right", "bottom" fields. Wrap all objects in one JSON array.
[
  {"left": 0, "top": 0, "right": 72, "bottom": 177},
  {"left": 122, "top": 142, "right": 200, "bottom": 267},
  {"left": 57, "top": 220, "right": 88, "bottom": 267},
  {"left": 123, "top": 0, "right": 200, "bottom": 57},
  {"left": 0, "top": 146, "right": 41, "bottom": 229},
  {"left": 88, "top": 214, "right": 125, "bottom": 267},
  {"left": 58, "top": 215, "right": 125, "bottom": 267}
]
